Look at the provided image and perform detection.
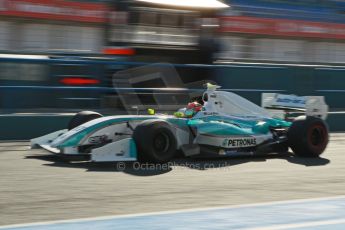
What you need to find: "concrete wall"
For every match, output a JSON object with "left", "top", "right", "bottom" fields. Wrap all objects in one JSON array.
[
  {"left": 214, "top": 63, "right": 345, "bottom": 110},
  {"left": 1, "top": 62, "right": 345, "bottom": 140}
]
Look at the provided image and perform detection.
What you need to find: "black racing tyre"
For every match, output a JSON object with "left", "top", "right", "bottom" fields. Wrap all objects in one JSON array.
[
  {"left": 133, "top": 120, "right": 177, "bottom": 163},
  {"left": 288, "top": 116, "right": 329, "bottom": 157},
  {"left": 68, "top": 111, "right": 103, "bottom": 130}
]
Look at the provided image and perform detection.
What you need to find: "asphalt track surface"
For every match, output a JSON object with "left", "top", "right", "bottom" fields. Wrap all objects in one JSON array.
[{"left": 1, "top": 134, "right": 345, "bottom": 227}]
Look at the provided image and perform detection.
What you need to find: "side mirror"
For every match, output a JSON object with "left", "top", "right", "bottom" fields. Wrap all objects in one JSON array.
[{"left": 147, "top": 108, "right": 155, "bottom": 115}]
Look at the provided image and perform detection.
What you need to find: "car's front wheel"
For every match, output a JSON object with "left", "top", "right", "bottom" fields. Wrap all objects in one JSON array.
[
  {"left": 68, "top": 111, "right": 103, "bottom": 130},
  {"left": 288, "top": 116, "right": 329, "bottom": 157},
  {"left": 133, "top": 120, "right": 177, "bottom": 163}
]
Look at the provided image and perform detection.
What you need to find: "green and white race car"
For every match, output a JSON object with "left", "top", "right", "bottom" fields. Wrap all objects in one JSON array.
[{"left": 31, "top": 84, "right": 329, "bottom": 163}]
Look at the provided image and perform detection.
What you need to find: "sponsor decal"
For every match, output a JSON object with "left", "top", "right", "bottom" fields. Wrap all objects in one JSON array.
[
  {"left": 88, "top": 135, "right": 108, "bottom": 144},
  {"left": 222, "top": 137, "right": 257, "bottom": 148},
  {"left": 0, "top": 0, "right": 108, "bottom": 23},
  {"left": 276, "top": 98, "right": 305, "bottom": 105},
  {"left": 220, "top": 16, "right": 345, "bottom": 40},
  {"left": 277, "top": 98, "right": 305, "bottom": 104},
  {"left": 274, "top": 95, "right": 306, "bottom": 108}
]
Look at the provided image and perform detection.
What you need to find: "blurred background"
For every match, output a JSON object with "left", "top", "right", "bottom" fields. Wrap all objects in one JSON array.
[{"left": 1, "top": 0, "right": 345, "bottom": 113}]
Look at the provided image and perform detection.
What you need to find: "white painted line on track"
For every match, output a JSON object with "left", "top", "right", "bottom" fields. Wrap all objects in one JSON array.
[
  {"left": 1, "top": 195, "right": 345, "bottom": 229},
  {"left": 245, "top": 218, "right": 345, "bottom": 230}
]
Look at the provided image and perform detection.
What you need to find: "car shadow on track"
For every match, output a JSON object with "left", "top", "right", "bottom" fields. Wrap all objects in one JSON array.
[{"left": 25, "top": 152, "right": 330, "bottom": 176}]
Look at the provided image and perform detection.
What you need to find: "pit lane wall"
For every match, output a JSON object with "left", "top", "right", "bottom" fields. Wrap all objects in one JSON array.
[
  {"left": 214, "top": 63, "right": 345, "bottom": 110},
  {"left": 2, "top": 61, "right": 345, "bottom": 140}
]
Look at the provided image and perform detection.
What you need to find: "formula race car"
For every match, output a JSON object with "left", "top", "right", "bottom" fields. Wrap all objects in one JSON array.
[{"left": 31, "top": 84, "right": 329, "bottom": 163}]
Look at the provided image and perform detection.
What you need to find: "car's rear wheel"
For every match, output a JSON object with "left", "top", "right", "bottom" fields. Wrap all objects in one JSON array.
[
  {"left": 68, "top": 111, "right": 103, "bottom": 130},
  {"left": 133, "top": 120, "right": 177, "bottom": 163},
  {"left": 288, "top": 116, "right": 329, "bottom": 157}
]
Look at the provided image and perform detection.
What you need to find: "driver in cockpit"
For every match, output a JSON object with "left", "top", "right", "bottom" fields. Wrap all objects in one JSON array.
[
  {"left": 174, "top": 92, "right": 210, "bottom": 118},
  {"left": 174, "top": 83, "right": 217, "bottom": 118},
  {"left": 174, "top": 101, "right": 203, "bottom": 118}
]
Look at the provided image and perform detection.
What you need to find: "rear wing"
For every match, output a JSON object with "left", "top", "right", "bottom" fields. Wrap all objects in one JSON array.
[{"left": 262, "top": 93, "right": 328, "bottom": 120}]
